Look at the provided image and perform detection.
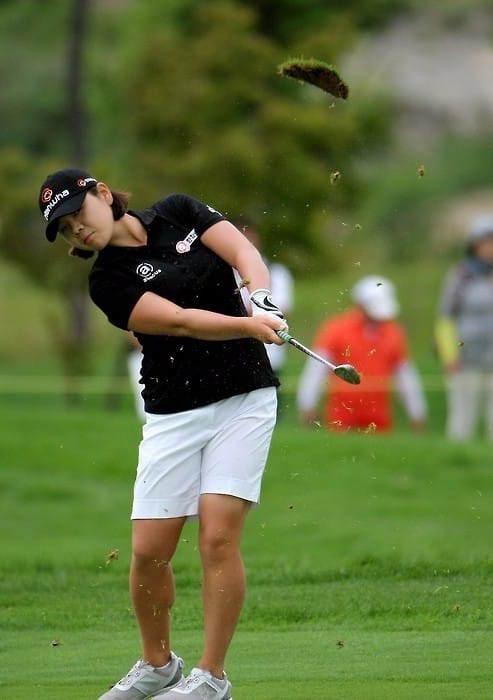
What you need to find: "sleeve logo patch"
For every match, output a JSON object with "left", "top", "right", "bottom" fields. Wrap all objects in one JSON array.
[{"left": 176, "top": 229, "right": 198, "bottom": 254}]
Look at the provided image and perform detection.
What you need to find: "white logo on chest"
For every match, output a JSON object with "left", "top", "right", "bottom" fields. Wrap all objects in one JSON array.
[{"left": 136, "top": 262, "right": 162, "bottom": 282}]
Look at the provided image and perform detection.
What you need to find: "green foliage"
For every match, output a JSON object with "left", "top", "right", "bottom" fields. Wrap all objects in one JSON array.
[
  {"left": 0, "top": 149, "right": 97, "bottom": 381},
  {"left": 3, "top": 0, "right": 493, "bottom": 372},
  {"left": 119, "top": 1, "right": 389, "bottom": 271},
  {"left": 0, "top": 1, "right": 69, "bottom": 153},
  {"left": 0, "top": 0, "right": 393, "bottom": 278},
  {"left": 0, "top": 148, "right": 77, "bottom": 287},
  {"left": 237, "top": 0, "right": 411, "bottom": 40}
]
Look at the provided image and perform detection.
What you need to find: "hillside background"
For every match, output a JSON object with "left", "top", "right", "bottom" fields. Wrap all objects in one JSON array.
[{"left": 2, "top": 0, "right": 493, "bottom": 431}]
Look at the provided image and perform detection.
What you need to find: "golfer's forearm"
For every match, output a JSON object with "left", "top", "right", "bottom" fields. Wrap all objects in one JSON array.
[
  {"left": 130, "top": 306, "right": 250, "bottom": 340},
  {"left": 170, "top": 307, "right": 251, "bottom": 340},
  {"left": 127, "top": 290, "right": 286, "bottom": 342},
  {"left": 201, "top": 221, "right": 271, "bottom": 293},
  {"left": 128, "top": 291, "right": 251, "bottom": 339},
  {"left": 235, "top": 249, "right": 271, "bottom": 296}
]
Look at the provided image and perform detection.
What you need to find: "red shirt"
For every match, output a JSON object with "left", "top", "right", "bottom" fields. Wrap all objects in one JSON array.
[{"left": 313, "top": 309, "right": 408, "bottom": 431}]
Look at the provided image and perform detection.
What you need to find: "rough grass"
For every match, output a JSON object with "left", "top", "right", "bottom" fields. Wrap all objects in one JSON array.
[{"left": 2, "top": 398, "right": 493, "bottom": 698}]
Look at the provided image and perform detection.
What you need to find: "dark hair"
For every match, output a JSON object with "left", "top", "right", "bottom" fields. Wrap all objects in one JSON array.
[
  {"left": 70, "top": 247, "right": 94, "bottom": 259},
  {"left": 109, "top": 190, "right": 130, "bottom": 220},
  {"left": 71, "top": 187, "right": 131, "bottom": 259}
]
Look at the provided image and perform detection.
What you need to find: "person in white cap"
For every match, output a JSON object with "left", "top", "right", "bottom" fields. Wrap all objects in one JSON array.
[
  {"left": 297, "top": 275, "right": 427, "bottom": 432},
  {"left": 435, "top": 214, "right": 493, "bottom": 440}
]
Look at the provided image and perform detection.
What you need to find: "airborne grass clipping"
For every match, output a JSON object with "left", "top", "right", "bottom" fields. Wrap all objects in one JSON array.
[{"left": 278, "top": 58, "right": 349, "bottom": 99}]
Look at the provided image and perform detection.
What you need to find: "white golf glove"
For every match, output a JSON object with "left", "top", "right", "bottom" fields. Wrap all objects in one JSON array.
[{"left": 250, "top": 288, "right": 285, "bottom": 320}]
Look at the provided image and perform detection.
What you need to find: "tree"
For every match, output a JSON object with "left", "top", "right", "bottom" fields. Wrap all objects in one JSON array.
[
  {"left": 0, "top": 0, "right": 95, "bottom": 396},
  {"left": 237, "top": 0, "right": 411, "bottom": 40},
  {"left": 64, "top": 0, "right": 92, "bottom": 401},
  {"left": 120, "top": 2, "right": 390, "bottom": 272},
  {"left": 0, "top": 0, "right": 393, "bottom": 376}
]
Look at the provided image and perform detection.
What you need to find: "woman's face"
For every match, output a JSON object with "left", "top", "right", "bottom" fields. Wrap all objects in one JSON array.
[
  {"left": 473, "top": 234, "right": 493, "bottom": 264},
  {"left": 57, "top": 183, "right": 115, "bottom": 251}
]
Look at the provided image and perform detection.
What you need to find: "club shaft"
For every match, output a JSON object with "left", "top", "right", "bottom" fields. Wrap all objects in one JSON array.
[
  {"left": 276, "top": 330, "right": 361, "bottom": 385},
  {"left": 276, "top": 330, "right": 337, "bottom": 371}
]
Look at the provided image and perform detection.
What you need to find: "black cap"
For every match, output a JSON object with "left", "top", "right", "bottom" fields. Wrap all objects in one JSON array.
[{"left": 39, "top": 168, "right": 98, "bottom": 241}]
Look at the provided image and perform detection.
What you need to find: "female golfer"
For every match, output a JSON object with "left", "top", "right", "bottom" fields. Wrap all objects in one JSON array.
[{"left": 38, "top": 168, "right": 288, "bottom": 700}]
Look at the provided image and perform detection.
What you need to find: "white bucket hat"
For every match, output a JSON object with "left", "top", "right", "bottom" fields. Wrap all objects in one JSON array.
[
  {"left": 351, "top": 275, "right": 400, "bottom": 321},
  {"left": 467, "top": 214, "right": 493, "bottom": 246}
]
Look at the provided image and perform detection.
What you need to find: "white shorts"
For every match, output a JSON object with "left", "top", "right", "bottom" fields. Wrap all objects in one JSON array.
[{"left": 131, "top": 387, "right": 277, "bottom": 520}]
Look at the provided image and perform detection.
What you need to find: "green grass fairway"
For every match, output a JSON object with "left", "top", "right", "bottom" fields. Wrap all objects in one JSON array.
[{"left": 2, "top": 399, "right": 493, "bottom": 698}]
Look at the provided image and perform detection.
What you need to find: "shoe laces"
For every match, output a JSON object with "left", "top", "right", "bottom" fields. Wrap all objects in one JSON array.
[
  {"left": 118, "top": 660, "right": 148, "bottom": 687},
  {"left": 182, "top": 669, "right": 224, "bottom": 692},
  {"left": 181, "top": 669, "right": 204, "bottom": 690}
]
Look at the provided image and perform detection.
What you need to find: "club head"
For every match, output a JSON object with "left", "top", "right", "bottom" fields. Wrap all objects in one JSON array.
[{"left": 334, "top": 364, "right": 361, "bottom": 385}]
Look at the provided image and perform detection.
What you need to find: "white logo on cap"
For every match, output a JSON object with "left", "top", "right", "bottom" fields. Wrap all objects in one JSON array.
[
  {"left": 43, "top": 189, "right": 70, "bottom": 220},
  {"left": 77, "top": 177, "right": 97, "bottom": 188}
]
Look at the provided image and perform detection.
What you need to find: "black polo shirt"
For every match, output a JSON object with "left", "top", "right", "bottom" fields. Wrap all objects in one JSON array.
[{"left": 89, "top": 193, "right": 279, "bottom": 414}]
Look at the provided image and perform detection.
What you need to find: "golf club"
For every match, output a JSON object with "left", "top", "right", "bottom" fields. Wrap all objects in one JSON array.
[{"left": 276, "top": 329, "right": 361, "bottom": 385}]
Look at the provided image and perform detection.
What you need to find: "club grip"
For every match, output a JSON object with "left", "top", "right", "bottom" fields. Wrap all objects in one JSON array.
[{"left": 276, "top": 329, "right": 292, "bottom": 343}]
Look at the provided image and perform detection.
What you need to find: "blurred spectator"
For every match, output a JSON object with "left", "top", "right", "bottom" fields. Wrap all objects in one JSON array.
[
  {"left": 435, "top": 214, "right": 493, "bottom": 440},
  {"left": 297, "top": 275, "right": 427, "bottom": 433},
  {"left": 106, "top": 332, "right": 146, "bottom": 421},
  {"left": 125, "top": 331, "right": 146, "bottom": 422},
  {"left": 234, "top": 218, "right": 294, "bottom": 381}
]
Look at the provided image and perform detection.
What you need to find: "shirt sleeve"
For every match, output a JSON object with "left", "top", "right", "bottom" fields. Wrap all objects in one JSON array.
[
  {"left": 437, "top": 266, "right": 465, "bottom": 317},
  {"left": 89, "top": 194, "right": 226, "bottom": 330},
  {"left": 394, "top": 360, "right": 427, "bottom": 421},
  {"left": 295, "top": 321, "right": 335, "bottom": 411},
  {"left": 434, "top": 266, "right": 464, "bottom": 366},
  {"left": 434, "top": 316, "right": 459, "bottom": 366},
  {"left": 154, "top": 193, "right": 226, "bottom": 236},
  {"left": 296, "top": 356, "right": 329, "bottom": 411},
  {"left": 89, "top": 265, "right": 145, "bottom": 330},
  {"left": 388, "top": 324, "right": 409, "bottom": 366},
  {"left": 312, "top": 319, "right": 335, "bottom": 353}
]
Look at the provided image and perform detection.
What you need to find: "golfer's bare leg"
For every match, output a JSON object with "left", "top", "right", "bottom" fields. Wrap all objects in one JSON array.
[
  {"left": 131, "top": 517, "right": 186, "bottom": 666},
  {"left": 197, "top": 493, "right": 250, "bottom": 678}
]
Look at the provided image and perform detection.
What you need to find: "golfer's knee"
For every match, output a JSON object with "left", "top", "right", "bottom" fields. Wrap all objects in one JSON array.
[
  {"left": 132, "top": 542, "right": 171, "bottom": 571},
  {"left": 199, "top": 530, "right": 236, "bottom": 564}
]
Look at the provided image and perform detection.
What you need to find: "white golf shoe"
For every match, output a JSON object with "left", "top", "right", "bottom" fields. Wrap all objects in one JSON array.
[
  {"left": 98, "top": 652, "right": 184, "bottom": 700},
  {"left": 151, "top": 667, "right": 232, "bottom": 699}
]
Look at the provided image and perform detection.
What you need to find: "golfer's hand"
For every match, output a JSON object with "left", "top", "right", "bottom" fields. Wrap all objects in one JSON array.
[
  {"left": 250, "top": 289, "right": 285, "bottom": 321},
  {"left": 247, "top": 315, "right": 287, "bottom": 344}
]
